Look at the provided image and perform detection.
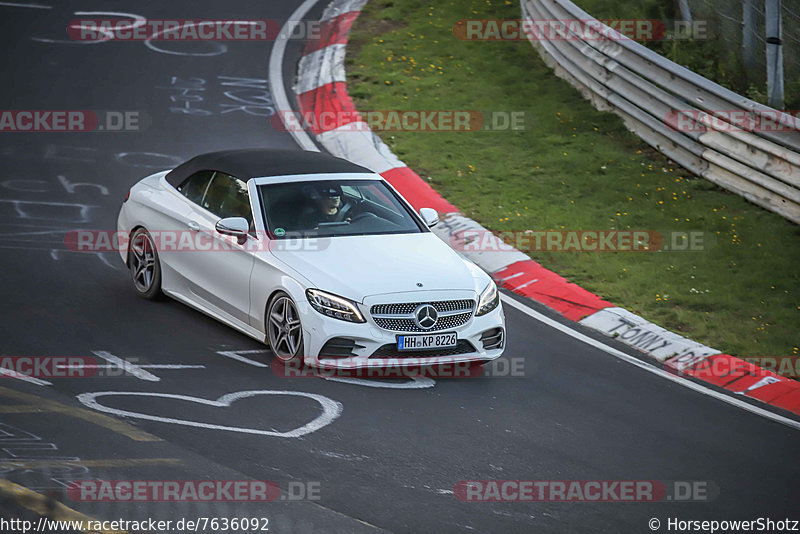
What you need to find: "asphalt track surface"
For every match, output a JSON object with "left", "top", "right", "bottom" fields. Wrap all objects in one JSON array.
[{"left": 0, "top": 1, "right": 798, "bottom": 533}]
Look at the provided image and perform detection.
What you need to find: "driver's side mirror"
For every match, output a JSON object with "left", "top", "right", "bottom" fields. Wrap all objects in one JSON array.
[
  {"left": 215, "top": 217, "right": 249, "bottom": 244},
  {"left": 419, "top": 208, "right": 439, "bottom": 228}
]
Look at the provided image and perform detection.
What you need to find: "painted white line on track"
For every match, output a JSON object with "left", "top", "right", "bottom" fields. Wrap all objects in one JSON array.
[
  {"left": 219, "top": 349, "right": 435, "bottom": 388},
  {"left": 130, "top": 364, "right": 204, "bottom": 369},
  {"left": 76, "top": 390, "right": 342, "bottom": 438},
  {"left": 323, "top": 376, "right": 436, "bottom": 389},
  {"left": 515, "top": 278, "right": 538, "bottom": 290},
  {"left": 217, "top": 350, "right": 270, "bottom": 368},
  {"left": 0, "top": 2, "right": 52, "bottom": 8},
  {"left": 91, "top": 351, "right": 159, "bottom": 382},
  {"left": 500, "top": 294, "right": 800, "bottom": 432},
  {"left": 268, "top": 0, "right": 321, "bottom": 152},
  {"left": 0, "top": 368, "right": 51, "bottom": 386},
  {"left": 57, "top": 364, "right": 205, "bottom": 370}
]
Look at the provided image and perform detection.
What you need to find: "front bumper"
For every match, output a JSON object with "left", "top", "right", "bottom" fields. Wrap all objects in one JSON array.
[{"left": 300, "top": 290, "right": 506, "bottom": 369}]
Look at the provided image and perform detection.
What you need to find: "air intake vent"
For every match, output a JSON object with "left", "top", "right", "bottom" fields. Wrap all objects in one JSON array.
[{"left": 480, "top": 328, "right": 504, "bottom": 350}]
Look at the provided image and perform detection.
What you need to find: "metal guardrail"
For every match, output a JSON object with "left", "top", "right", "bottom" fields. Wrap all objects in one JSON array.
[{"left": 521, "top": 0, "right": 800, "bottom": 224}]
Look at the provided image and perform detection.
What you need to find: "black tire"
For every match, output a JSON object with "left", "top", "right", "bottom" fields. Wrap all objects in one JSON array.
[
  {"left": 266, "top": 292, "right": 304, "bottom": 364},
  {"left": 128, "top": 228, "right": 162, "bottom": 300}
]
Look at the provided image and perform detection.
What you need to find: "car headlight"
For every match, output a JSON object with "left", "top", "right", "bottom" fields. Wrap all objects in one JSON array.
[
  {"left": 306, "top": 289, "right": 365, "bottom": 323},
  {"left": 475, "top": 281, "right": 499, "bottom": 316}
]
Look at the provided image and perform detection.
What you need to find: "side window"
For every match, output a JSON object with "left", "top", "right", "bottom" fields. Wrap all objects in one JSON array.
[
  {"left": 201, "top": 172, "right": 253, "bottom": 225},
  {"left": 176, "top": 170, "right": 214, "bottom": 205},
  {"left": 360, "top": 183, "right": 394, "bottom": 209},
  {"left": 341, "top": 185, "right": 361, "bottom": 199}
]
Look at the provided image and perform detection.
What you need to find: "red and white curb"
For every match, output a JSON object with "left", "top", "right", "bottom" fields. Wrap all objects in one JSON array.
[
  {"left": 273, "top": 0, "right": 800, "bottom": 420},
  {"left": 580, "top": 307, "right": 718, "bottom": 364}
]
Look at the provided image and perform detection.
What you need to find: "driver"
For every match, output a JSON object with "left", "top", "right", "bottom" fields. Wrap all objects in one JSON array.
[{"left": 298, "top": 184, "right": 351, "bottom": 230}]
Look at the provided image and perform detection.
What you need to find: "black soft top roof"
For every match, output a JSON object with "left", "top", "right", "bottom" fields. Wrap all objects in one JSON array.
[{"left": 164, "top": 149, "right": 373, "bottom": 187}]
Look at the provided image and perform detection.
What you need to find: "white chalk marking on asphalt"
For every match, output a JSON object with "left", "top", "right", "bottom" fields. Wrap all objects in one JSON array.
[
  {"left": 0, "top": 368, "right": 51, "bottom": 386},
  {"left": 57, "top": 364, "right": 204, "bottom": 370},
  {"left": 500, "top": 294, "right": 800, "bottom": 432},
  {"left": 220, "top": 349, "right": 435, "bottom": 388},
  {"left": 76, "top": 390, "right": 342, "bottom": 438},
  {"left": 0, "top": 2, "right": 52, "bottom": 8},
  {"left": 136, "top": 364, "right": 205, "bottom": 369},
  {"left": 323, "top": 376, "right": 435, "bottom": 389},
  {"left": 0, "top": 229, "right": 69, "bottom": 237},
  {"left": 91, "top": 351, "right": 159, "bottom": 382},
  {"left": 217, "top": 350, "right": 270, "bottom": 368},
  {"left": 268, "top": 0, "right": 322, "bottom": 152},
  {"left": 95, "top": 252, "right": 120, "bottom": 270}
]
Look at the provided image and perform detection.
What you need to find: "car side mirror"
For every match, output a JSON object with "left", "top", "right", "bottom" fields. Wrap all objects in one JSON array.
[
  {"left": 419, "top": 208, "right": 439, "bottom": 228},
  {"left": 215, "top": 217, "right": 249, "bottom": 244}
]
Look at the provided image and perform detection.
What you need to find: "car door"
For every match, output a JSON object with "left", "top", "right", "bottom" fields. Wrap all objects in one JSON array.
[
  {"left": 183, "top": 171, "right": 256, "bottom": 325},
  {"left": 156, "top": 169, "right": 215, "bottom": 295}
]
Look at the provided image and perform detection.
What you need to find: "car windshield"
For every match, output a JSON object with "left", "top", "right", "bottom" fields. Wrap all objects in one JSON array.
[{"left": 258, "top": 179, "right": 426, "bottom": 238}]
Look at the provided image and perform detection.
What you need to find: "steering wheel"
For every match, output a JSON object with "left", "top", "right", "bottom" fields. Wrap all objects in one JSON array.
[
  {"left": 334, "top": 201, "right": 354, "bottom": 222},
  {"left": 348, "top": 212, "right": 375, "bottom": 223}
]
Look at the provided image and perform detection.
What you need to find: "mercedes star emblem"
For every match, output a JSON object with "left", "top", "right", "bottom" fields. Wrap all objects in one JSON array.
[{"left": 414, "top": 304, "right": 438, "bottom": 330}]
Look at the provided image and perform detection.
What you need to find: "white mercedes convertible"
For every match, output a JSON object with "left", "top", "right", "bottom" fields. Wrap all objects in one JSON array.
[{"left": 117, "top": 149, "right": 505, "bottom": 368}]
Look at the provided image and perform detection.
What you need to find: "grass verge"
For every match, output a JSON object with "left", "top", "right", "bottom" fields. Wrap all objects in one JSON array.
[{"left": 346, "top": 0, "right": 799, "bottom": 362}]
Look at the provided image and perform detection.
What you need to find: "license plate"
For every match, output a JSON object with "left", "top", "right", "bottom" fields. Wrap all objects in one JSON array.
[{"left": 397, "top": 332, "right": 457, "bottom": 351}]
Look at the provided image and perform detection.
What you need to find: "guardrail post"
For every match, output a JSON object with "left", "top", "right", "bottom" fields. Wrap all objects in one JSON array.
[
  {"left": 742, "top": 0, "right": 759, "bottom": 75},
  {"left": 677, "top": 0, "right": 692, "bottom": 23},
  {"left": 765, "top": 0, "right": 785, "bottom": 109}
]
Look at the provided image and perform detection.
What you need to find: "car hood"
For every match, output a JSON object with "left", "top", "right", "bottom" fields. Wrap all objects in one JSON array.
[{"left": 268, "top": 232, "right": 481, "bottom": 302}]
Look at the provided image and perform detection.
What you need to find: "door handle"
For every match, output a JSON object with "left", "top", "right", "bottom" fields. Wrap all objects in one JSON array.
[{"left": 187, "top": 221, "right": 200, "bottom": 231}]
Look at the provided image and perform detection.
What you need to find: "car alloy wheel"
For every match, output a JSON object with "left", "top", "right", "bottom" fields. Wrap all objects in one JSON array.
[
  {"left": 129, "top": 228, "right": 162, "bottom": 299},
  {"left": 268, "top": 293, "right": 304, "bottom": 363}
]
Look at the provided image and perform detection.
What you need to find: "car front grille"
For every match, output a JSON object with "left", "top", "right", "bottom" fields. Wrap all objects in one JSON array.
[{"left": 370, "top": 299, "right": 475, "bottom": 332}]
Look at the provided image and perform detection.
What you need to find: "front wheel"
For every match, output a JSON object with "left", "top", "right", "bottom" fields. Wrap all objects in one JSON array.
[
  {"left": 267, "top": 292, "right": 304, "bottom": 364},
  {"left": 128, "top": 228, "right": 162, "bottom": 300}
]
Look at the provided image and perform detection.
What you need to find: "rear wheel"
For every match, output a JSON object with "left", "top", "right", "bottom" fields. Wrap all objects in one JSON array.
[
  {"left": 128, "top": 228, "right": 162, "bottom": 300},
  {"left": 267, "top": 292, "right": 304, "bottom": 364}
]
